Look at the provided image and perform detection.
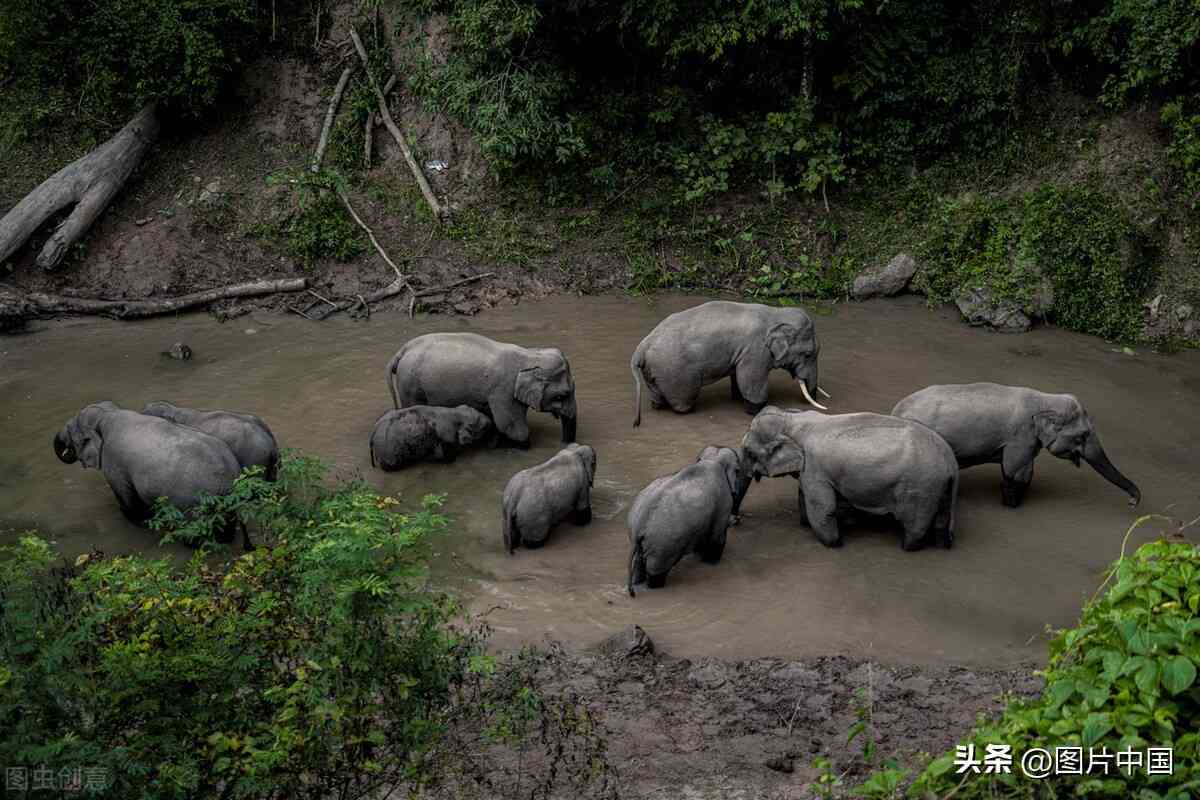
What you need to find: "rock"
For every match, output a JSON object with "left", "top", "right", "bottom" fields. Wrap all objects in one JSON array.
[
  {"left": 1185, "top": 320, "right": 1200, "bottom": 338},
  {"left": 955, "top": 287, "right": 1032, "bottom": 333},
  {"left": 688, "top": 662, "right": 728, "bottom": 690},
  {"left": 897, "top": 676, "right": 933, "bottom": 697},
  {"left": 161, "top": 341, "right": 193, "bottom": 361},
  {"left": 764, "top": 754, "right": 794, "bottom": 774},
  {"left": 851, "top": 253, "right": 918, "bottom": 300},
  {"left": 1145, "top": 294, "right": 1164, "bottom": 319},
  {"left": 1175, "top": 303, "right": 1194, "bottom": 321},
  {"left": 594, "top": 625, "right": 655, "bottom": 659},
  {"left": 453, "top": 301, "right": 479, "bottom": 316},
  {"left": 769, "top": 664, "right": 821, "bottom": 686},
  {"left": 419, "top": 293, "right": 446, "bottom": 306}
]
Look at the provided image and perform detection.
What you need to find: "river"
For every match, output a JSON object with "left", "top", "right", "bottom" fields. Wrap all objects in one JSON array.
[{"left": 2, "top": 294, "right": 1197, "bottom": 667}]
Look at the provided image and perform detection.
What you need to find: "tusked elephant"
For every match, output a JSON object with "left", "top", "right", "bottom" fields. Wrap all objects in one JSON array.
[
  {"left": 626, "top": 445, "right": 748, "bottom": 595},
  {"left": 53, "top": 401, "right": 243, "bottom": 541},
  {"left": 891, "top": 383, "right": 1141, "bottom": 509},
  {"left": 501, "top": 443, "right": 597, "bottom": 552},
  {"left": 386, "top": 332, "right": 577, "bottom": 447},
  {"left": 742, "top": 407, "right": 958, "bottom": 551},
  {"left": 142, "top": 401, "right": 280, "bottom": 481},
  {"left": 631, "top": 301, "right": 830, "bottom": 426},
  {"left": 369, "top": 405, "right": 495, "bottom": 470}
]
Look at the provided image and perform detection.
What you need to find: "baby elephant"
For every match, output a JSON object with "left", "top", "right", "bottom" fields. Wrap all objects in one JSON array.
[
  {"left": 369, "top": 405, "right": 494, "bottom": 470},
  {"left": 627, "top": 446, "right": 747, "bottom": 596},
  {"left": 502, "top": 444, "right": 597, "bottom": 552},
  {"left": 142, "top": 401, "right": 280, "bottom": 480}
]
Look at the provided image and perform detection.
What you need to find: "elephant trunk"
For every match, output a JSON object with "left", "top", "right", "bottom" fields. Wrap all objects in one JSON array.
[
  {"left": 1083, "top": 436, "right": 1141, "bottom": 507},
  {"left": 560, "top": 397, "right": 577, "bottom": 443},
  {"left": 54, "top": 430, "right": 77, "bottom": 464}
]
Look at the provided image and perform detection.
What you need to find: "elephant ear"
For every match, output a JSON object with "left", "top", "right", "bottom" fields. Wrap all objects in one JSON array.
[
  {"left": 718, "top": 449, "right": 741, "bottom": 498},
  {"left": 766, "top": 323, "right": 798, "bottom": 364},
  {"left": 578, "top": 446, "right": 596, "bottom": 487},
  {"left": 68, "top": 417, "right": 103, "bottom": 470},
  {"left": 768, "top": 436, "right": 805, "bottom": 476},
  {"left": 514, "top": 367, "right": 546, "bottom": 411},
  {"left": 1033, "top": 411, "right": 1065, "bottom": 447}
]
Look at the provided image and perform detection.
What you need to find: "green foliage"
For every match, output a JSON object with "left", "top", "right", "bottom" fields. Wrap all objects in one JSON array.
[
  {"left": 259, "top": 169, "right": 367, "bottom": 267},
  {"left": 1021, "top": 184, "right": 1157, "bottom": 341},
  {"left": 0, "top": 454, "right": 615, "bottom": 799},
  {"left": 1162, "top": 97, "right": 1200, "bottom": 210},
  {"left": 748, "top": 253, "right": 855, "bottom": 301},
  {"left": 860, "top": 523, "right": 1200, "bottom": 799},
  {"left": 914, "top": 184, "right": 1156, "bottom": 342}
]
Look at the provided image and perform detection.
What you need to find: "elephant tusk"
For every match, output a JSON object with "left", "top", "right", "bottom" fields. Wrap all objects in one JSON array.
[
  {"left": 797, "top": 380, "right": 828, "bottom": 411},
  {"left": 817, "top": 386, "right": 832, "bottom": 399}
]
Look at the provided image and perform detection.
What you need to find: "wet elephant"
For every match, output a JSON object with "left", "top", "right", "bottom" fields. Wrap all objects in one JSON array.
[
  {"left": 891, "top": 383, "right": 1140, "bottom": 509},
  {"left": 53, "top": 401, "right": 242, "bottom": 538},
  {"left": 502, "top": 443, "right": 597, "bottom": 552},
  {"left": 626, "top": 445, "right": 747, "bottom": 595},
  {"left": 370, "top": 405, "right": 495, "bottom": 469},
  {"left": 742, "top": 407, "right": 958, "bottom": 551},
  {"left": 386, "top": 332, "right": 577, "bottom": 447},
  {"left": 142, "top": 401, "right": 280, "bottom": 480},
  {"left": 631, "top": 300, "right": 829, "bottom": 426}
]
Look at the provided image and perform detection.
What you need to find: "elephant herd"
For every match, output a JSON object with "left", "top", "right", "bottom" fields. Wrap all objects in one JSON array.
[{"left": 53, "top": 300, "right": 1142, "bottom": 595}]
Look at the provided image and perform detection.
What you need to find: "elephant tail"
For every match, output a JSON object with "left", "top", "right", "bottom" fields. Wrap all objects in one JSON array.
[
  {"left": 385, "top": 350, "right": 403, "bottom": 410},
  {"left": 631, "top": 342, "right": 646, "bottom": 428},
  {"left": 627, "top": 536, "right": 645, "bottom": 597},
  {"left": 503, "top": 505, "right": 519, "bottom": 554},
  {"left": 944, "top": 470, "right": 959, "bottom": 549}
]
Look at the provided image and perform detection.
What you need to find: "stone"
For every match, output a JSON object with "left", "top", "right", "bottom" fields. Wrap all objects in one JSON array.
[
  {"left": 688, "top": 662, "right": 728, "bottom": 689},
  {"left": 1184, "top": 320, "right": 1200, "bottom": 338},
  {"left": 162, "top": 341, "right": 193, "bottom": 361},
  {"left": 594, "top": 625, "right": 655, "bottom": 659},
  {"left": 1174, "top": 303, "right": 1194, "bottom": 321},
  {"left": 955, "top": 287, "right": 1032, "bottom": 333},
  {"left": 764, "top": 754, "right": 795, "bottom": 773},
  {"left": 851, "top": 253, "right": 918, "bottom": 300},
  {"left": 453, "top": 301, "right": 479, "bottom": 316}
]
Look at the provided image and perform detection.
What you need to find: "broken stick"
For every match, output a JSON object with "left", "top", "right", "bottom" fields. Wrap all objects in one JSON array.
[
  {"left": 336, "top": 186, "right": 406, "bottom": 282},
  {"left": 349, "top": 28, "right": 445, "bottom": 221},
  {"left": 313, "top": 66, "right": 356, "bottom": 173}
]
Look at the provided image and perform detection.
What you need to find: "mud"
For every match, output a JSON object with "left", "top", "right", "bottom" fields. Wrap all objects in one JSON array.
[{"left": 4, "top": 293, "right": 1198, "bottom": 669}]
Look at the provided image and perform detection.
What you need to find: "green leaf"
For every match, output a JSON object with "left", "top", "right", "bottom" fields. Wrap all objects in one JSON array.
[
  {"left": 1082, "top": 712, "right": 1113, "bottom": 747},
  {"left": 1161, "top": 656, "right": 1197, "bottom": 695},
  {"left": 1135, "top": 660, "right": 1159, "bottom": 696}
]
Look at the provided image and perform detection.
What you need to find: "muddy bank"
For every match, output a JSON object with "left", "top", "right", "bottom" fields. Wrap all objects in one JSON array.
[
  {"left": 4, "top": 293, "right": 1198, "bottom": 668},
  {"left": 505, "top": 630, "right": 1042, "bottom": 799}
]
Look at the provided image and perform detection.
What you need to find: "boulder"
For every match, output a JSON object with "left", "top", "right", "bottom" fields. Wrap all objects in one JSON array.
[
  {"left": 851, "top": 253, "right": 918, "bottom": 300},
  {"left": 594, "top": 624, "right": 655, "bottom": 659},
  {"left": 955, "top": 287, "right": 1032, "bottom": 333}
]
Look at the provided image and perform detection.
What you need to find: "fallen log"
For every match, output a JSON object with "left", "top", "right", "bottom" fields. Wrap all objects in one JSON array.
[
  {"left": 312, "top": 66, "right": 356, "bottom": 173},
  {"left": 11, "top": 278, "right": 308, "bottom": 322},
  {"left": 0, "top": 104, "right": 160, "bottom": 270}
]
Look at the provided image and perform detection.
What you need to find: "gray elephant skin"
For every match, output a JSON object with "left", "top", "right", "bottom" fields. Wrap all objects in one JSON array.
[
  {"left": 891, "top": 383, "right": 1141, "bottom": 509},
  {"left": 631, "top": 301, "right": 828, "bottom": 426},
  {"left": 626, "top": 446, "right": 748, "bottom": 595},
  {"left": 387, "top": 332, "right": 577, "bottom": 447},
  {"left": 53, "top": 401, "right": 242, "bottom": 538},
  {"left": 142, "top": 401, "right": 280, "bottom": 480},
  {"left": 742, "top": 408, "right": 958, "bottom": 551},
  {"left": 502, "top": 443, "right": 597, "bottom": 552},
  {"left": 369, "top": 405, "right": 494, "bottom": 470}
]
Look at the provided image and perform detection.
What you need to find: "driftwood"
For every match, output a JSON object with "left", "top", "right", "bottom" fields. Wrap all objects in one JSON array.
[
  {"left": 0, "top": 104, "right": 160, "bottom": 270},
  {"left": 6, "top": 278, "right": 308, "bottom": 323},
  {"left": 349, "top": 28, "right": 445, "bottom": 221},
  {"left": 297, "top": 272, "right": 495, "bottom": 322},
  {"left": 336, "top": 186, "right": 406, "bottom": 282},
  {"left": 312, "top": 66, "right": 356, "bottom": 173}
]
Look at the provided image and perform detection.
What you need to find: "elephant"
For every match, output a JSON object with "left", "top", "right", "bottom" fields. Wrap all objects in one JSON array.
[
  {"left": 386, "top": 332, "right": 577, "bottom": 447},
  {"left": 631, "top": 301, "right": 830, "bottom": 426},
  {"left": 891, "top": 383, "right": 1141, "bottom": 509},
  {"left": 142, "top": 401, "right": 280, "bottom": 480},
  {"left": 369, "top": 405, "right": 495, "bottom": 470},
  {"left": 501, "top": 443, "right": 597, "bottom": 552},
  {"left": 53, "top": 401, "right": 244, "bottom": 541},
  {"left": 741, "top": 407, "right": 958, "bottom": 551},
  {"left": 626, "top": 445, "right": 747, "bottom": 595}
]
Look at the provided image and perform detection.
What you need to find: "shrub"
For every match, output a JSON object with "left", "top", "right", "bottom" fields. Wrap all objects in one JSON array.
[
  {"left": 0, "top": 453, "right": 614, "bottom": 799},
  {"left": 858, "top": 519, "right": 1200, "bottom": 799},
  {"left": 259, "top": 170, "right": 367, "bottom": 268}
]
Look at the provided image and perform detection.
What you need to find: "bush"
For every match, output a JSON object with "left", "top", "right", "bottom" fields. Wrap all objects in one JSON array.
[
  {"left": 258, "top": 170, "right": 367, "bottom": 268},
  {"left": 0, "top": 453, "right": 614, "bottom": 799},
  {"left": 859, "top": 520, "right": 1200, "bottom": 799}
]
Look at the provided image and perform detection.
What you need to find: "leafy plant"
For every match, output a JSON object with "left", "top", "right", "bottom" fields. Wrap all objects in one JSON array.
[
  {"left": 260, "top": 168, "right": 367, "bottom": 267},
  {"left": 859, "top": 517, "right": 1200, "bottom": 799}
]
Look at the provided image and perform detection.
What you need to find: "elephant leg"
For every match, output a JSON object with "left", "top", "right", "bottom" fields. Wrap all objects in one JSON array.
[
  {"left": 651, "top": 366, "right": 700, "bottom": 414},
  {"left": 797, "top": 485, "right": 810, "bottom": 527},
  {"left": 730, "top": 372, "right": 744, "bottom": 402},
  {"left": 109, "top": 476, "right": 150, "bottom": 524},
  {"left": 802, "top": 480, "right": 842, "bottom": 547},
  {"left": 647, "top": 573, "right": 667, "bottom": 589},
  {"left": 572, "top": 506, "right": 592, "bottom": 525},
  {"left": 490, "top": 398, "right": 532, "bottom": 448},
  {"left": 437, "top": 441, "right": 459, "bottom": 463},
  {"left": 1001, "top": 446, "right": 1036, "bottom": 508},
  {"left": 897, "top": 492, "right": 939, "bottom": 552},
  {"left": 699, "top": 525, "right": 727, "bottom": 564},
  {"left": 734, "top": 360, "right": 770, "bottom": 415}
]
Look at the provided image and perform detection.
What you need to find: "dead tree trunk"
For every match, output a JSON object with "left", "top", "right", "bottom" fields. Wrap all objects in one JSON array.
[{"left": 0, "top": 103, "right": 159, "bottom": 270}]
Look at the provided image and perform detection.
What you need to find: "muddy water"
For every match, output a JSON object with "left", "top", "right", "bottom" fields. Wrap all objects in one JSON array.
[{"left": 3, "top": 295, "right": 1198, "bottom": 667}]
